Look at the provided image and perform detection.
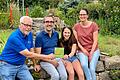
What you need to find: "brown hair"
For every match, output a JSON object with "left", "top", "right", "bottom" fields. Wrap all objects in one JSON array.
[{"left": 59, "top": 27, "right": 77, "bottom": 49}]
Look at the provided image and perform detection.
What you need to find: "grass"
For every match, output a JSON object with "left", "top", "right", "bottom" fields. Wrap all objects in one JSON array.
[
  {"left": 98, "top": 34, "right": 120, "bottom": 56},
  {"left": 0, "top": 29, "right": 120, "bottom": 56}
]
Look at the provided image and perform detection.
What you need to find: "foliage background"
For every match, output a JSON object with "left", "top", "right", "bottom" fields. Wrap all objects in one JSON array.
[
  {"left": 0, "top": 0, "right": 120, "bottom": 56},
  {"left": 0, "top": 1, "right": 120, "bottom": 79}
]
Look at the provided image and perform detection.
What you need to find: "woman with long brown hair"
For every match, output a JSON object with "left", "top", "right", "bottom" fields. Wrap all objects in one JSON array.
[{"left": 59, "top": 27, "right": 84, "bottom": 80}]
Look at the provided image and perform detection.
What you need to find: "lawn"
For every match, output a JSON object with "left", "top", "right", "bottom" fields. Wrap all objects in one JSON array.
[
  {"left": 99, "top": 34, "right": 120, "bottom": 56},
  {"left": 0, "top": 29, "right": 120, "bottom": 56}
]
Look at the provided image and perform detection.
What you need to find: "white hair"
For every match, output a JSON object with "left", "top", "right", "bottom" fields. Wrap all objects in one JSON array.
[{"left": 20, "top": 16, "right": 33, "bottom": 23}]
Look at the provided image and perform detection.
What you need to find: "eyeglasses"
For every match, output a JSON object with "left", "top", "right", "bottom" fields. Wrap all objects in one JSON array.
[
  {"left": 21, "top": 23, "right": 32, "bottom": 27},
  {"left": 79, "top": 14, "right": 87, "bottom": 16},
  {"left": 44, "top": 21, "right": 54, "bottom": 23}
]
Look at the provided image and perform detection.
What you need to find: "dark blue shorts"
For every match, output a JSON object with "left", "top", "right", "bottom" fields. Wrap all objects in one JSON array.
[{"left": 67, "top": 56, "right": 78, "bottom": 62}]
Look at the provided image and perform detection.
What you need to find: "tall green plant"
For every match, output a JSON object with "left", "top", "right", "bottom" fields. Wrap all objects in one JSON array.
[
  {"left": 12, "top": 3, "right": 21, "bottom": 28},
  {"left": 95, "top": 18, "right": 108, "bottom": 35}
]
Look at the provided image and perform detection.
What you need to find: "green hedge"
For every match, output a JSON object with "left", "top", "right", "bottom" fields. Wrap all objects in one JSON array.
[{"left": 0, "top": 13, "right": 9, "bottom": 29}]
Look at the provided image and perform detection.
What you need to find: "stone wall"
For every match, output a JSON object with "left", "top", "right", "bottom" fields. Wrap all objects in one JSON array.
[
  {"left": 96, "top": 54, "right": 120, "bottom": 80},
  {"left": 30, "top": 18, "right": 120, "bottom": 80},
  {"left": 29, "top": 54, "right": 120, "bottom": 80}
]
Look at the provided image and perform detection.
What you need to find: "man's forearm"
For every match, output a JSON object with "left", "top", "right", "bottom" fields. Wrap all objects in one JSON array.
[{"left": 39, "top": 58, "right": 52, "bottom": 63}]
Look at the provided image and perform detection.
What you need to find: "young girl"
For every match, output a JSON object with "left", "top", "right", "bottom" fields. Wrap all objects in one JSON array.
[{"left": 59, "top": 27, "right": 84, "bottom": 80}]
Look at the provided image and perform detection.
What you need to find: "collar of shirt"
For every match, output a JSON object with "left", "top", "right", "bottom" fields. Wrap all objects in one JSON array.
[
  {"left": 17, "top": 28, "right": 29, "bottom": 39},
  {"left": 43, "top": 29, "right": 56, "bottom": 37}
]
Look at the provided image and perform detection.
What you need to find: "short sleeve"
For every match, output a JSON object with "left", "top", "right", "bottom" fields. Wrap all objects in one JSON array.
[
  {"left": 10, "top": 36, "right": 27, "bottom": 53},
  {"left": 29, "top": 32, "right": 34, "bottom": 48},
  {"left": 93, "top": 22, "right": 99, "bottom": 32},
  {"left": 71, "top": 35, "right": 77, "bottom": 44},
  {"left": 73, "top": 23, "right": 78, "bottom": 31}
]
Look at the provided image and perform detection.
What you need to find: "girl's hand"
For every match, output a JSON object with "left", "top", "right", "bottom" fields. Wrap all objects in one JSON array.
[{"left": 63, "top": 55, "right": 69, "bottom": 59}]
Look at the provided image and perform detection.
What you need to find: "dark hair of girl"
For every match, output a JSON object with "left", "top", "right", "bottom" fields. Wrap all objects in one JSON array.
[
  {"left": 61, "top": 27, "right": 73, "bottom": 41},
  {"left": 59, "top": 27, "right": 76, "bottom": 49}
]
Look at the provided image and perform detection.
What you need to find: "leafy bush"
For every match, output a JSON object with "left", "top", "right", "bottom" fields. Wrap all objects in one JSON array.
[
  {"left": 54, "top": 8, "right": 64, "bottom": 20},
  {"left": 30, "top": 5, "right": 45, "bottom": 18},
  {"left": 85, "top": 2, "right": 103, "bottom": 19},
  {"left": 0, "top": 13, "right": 9, "bottom": 29},
  {"left": 95, "top": 18, "right": 109, "bottom": 35},
  {"left": 101, "top": 0, "right": 120, "bottom": 35}
]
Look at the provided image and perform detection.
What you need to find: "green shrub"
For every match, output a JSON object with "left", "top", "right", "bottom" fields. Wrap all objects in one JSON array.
[
  {"left": 30, "top": 5, "right": 45, "bottom": 18},
  {"left": 65, "top": 8, "right": 78, "bottom": 26},
  {"left": 0, "top": 13, "right": 9, "bottom": 29},
  {"left": 95, "top": 18, "right": 109, "bottom": 35},
  {"left": 101, "top": 0, "right": 120, "bottom": 35},
  {"left": 85, "top": 2, "right": 103, "bottom": 19}
]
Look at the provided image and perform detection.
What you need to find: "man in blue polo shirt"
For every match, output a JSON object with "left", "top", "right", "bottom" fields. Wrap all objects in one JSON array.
[
  {"left": 34, "top": 15, "right": 67, "bottom": 80},
  {"left": 0, "top": 16, "right": 54, "bottom": 80}
]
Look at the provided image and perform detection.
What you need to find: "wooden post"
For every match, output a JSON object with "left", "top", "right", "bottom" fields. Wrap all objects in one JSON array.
[
  {"left": 9, "top": 4, "right": 14, "bottom": 29},
  {"left": 26, "top": 7, "right": 29, "bottom": 16}
]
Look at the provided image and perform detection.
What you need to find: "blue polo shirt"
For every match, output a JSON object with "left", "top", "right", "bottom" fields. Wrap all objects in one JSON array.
[
  {"left": 0, "top": 29, "right": 33, "bottom": 65},
  {"left": 35, "top": 30, "right": 59, "bottom": 55}
]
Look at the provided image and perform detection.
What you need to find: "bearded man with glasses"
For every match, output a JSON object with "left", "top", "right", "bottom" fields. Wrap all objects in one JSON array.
[{"left": 34, "top": 15, "right": 67, "bottom": 80}]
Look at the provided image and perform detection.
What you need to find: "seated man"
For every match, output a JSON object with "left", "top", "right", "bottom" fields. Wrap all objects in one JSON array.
[
  {"left": 34, "top": 15, "right": 67, "bottom": 80},
  {"left": 0, "top": 16, "right": 54, "bottom": 80}
]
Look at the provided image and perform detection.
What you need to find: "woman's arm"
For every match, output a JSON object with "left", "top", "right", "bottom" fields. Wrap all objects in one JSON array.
[
  {"left": 90, "top": 31, "right": 98, "bottom": 55},
  {"left": 73, "top": 29, "right": 89, "bottom": 56},
  {"left": 88, "top": 31, "right": 98, "bottom": 62}
]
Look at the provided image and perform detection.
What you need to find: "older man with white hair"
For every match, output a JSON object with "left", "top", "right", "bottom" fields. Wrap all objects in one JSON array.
[{"left": 0, "top": 16, "right": 54, "bottom": 80}]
